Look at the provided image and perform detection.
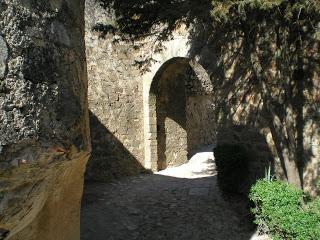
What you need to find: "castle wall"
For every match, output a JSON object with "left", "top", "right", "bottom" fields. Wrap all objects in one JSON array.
[{"left": 85, "top": 0, "right": 319, "bottom": 195}]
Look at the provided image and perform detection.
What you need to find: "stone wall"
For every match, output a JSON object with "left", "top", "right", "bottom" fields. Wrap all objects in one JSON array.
[
  {"left": 186, "top": 95, "right": 216, "bottom": 154},
  {"left": 84, "top": 0, "right": 210, "bottom": 177},
  {"left": 0, "top": 1, "right": 90, "bottom": 239},
  {"left": 215, "top": 126, "right": 273, "bottom": 194},
  {"left": 156, "top": 63, "right": 188, "bottom": 169},
  {"left": 0, "top": 1, "right": 317, "bottom": 239},
  {"left": 85, "top": 0, "right": 319, "bottom": 195},
  {"left": 185, "top": 61, "right": 216, "bottom": 155},
  {"left": 85, "top": 0, "right": 146, "bottom": 180},
  {"left": 198, "top": 24, "right": 320, "bottom": 195}
]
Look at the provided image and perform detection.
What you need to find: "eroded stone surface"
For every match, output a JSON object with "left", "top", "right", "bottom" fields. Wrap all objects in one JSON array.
[
  {"left": 0, "top": 1, "right": 90, "bottom": 239},
  {"left": 0, "top": 35, "right": 8, "bottom": 80}
]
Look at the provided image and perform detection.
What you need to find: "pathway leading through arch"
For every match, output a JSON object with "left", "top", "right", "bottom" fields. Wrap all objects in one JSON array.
[
  {"left": 81, "top": 146, "right": 269, "bottom": 240},
  {"left": 144, "top": 57, "right": 217, "bottom": 171}
]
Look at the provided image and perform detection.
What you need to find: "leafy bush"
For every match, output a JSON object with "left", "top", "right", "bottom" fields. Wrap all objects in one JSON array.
[
  {"left": 250, "top": 179, "right": 320, "bottom": 240},
  {"left": 214, "top": 144, "right": 250, "bottom": 194}
]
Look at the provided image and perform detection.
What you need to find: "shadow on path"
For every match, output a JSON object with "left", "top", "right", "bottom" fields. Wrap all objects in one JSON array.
[{"left": 81, "top": 152, "right": 257, "bottom": 240}]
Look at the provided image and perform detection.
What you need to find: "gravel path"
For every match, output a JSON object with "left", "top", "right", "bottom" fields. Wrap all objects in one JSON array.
[{"left": 81, "top": 147, "right": 267, "bottom": 240}]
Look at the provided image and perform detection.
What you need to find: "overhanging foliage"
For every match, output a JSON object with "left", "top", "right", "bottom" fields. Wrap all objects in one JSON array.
[{"left": 211, "top": 0, "right": 320, "bottom": 23}]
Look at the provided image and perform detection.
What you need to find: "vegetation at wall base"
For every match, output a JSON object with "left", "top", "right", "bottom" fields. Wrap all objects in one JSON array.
[{"left": 249, "top": 179, "right": 320, "bottom": 240}]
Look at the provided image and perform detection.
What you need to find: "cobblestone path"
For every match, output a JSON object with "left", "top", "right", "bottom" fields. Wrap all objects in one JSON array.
[{"left": 81, "top": 147, "right": 267, "bottom": 240}]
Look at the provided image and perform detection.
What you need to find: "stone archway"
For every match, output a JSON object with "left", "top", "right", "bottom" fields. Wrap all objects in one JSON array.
[
  {"left": 144, "top": 57, "right": 216, "bottom": 171},
  {"left": 151, "top": 58, "right": 189, "bottom": 170}
]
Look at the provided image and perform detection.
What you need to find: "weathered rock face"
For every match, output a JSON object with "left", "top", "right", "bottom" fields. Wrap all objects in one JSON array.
[
  {"left": 0, "top": 1, "right": 90, "bottom": 239},
  {"left": 0, "top": 35, "right": 8, "bottom": 80}
]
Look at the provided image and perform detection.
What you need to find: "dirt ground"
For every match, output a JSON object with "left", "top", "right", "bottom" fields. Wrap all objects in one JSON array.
[{"left": 81, "top": 148, "right": 268, "bottom": 240}]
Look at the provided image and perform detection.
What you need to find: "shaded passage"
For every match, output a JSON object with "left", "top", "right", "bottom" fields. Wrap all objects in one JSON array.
[{"left": 81, "top": 146, "right": 267, "bottom": 240}]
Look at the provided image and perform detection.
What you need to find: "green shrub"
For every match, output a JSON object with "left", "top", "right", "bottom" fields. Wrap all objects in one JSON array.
[
  {"left": 249, "top": 179, "right": 320, "bottom": 240},
  {"left": 214, "top": 144, "right": 250, "bottom": 194}
]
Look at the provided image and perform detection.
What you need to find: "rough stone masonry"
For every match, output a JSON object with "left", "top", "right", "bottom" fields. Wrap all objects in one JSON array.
[
  {"left": 85, "top": 0, "right": 319, "bottom": 195},
  {"left": 0, "top": 1, "right": 90, "bottom": 239}
]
